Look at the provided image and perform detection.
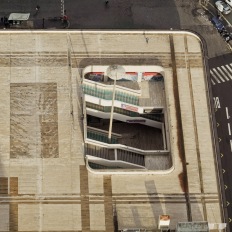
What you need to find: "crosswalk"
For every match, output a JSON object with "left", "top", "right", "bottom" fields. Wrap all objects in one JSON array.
[{"left": 210, "top": 63, "right": 232, "bottom": 85}]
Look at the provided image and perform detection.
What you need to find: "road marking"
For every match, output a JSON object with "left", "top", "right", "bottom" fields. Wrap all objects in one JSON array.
[
  {"left": 210, "top": 78, "right": 216, "bottom": 85},
  {"left": 226, "top": 107, "right": 230, "bottom": 119},
  {"left": 213, "top": 97, "right": 221, "bottom": 109},
  {"left": 210, "top": 70, "right": 221, "bottom": 83},
  {"left": 216, "top": 67, "right": 230, "bottom": 81},
  {"left": 221, "top": 153, "right": 223, "bottom": 158},
  {"left": 221, "top": 66, "right": 232, "bottom": 80},
  {"left": 217, "top": 122, "right": 220, "bottom": 127},
  {"left": 226, "top": 64, "right": 232, "bottom": 73},
  {"left": 230, "top": 140, "right": 232, "bottom": 152},
  {"left": 228, "top": 123, "right": 231, "bottom": 136},
  {"left": 212, "top": 68, "right": 225, "bottom": 82},
  {"left": 222, "top": 169, "right": 225, "bottom": 173},
  {"left": 225, "top": 64, "right": 232, "bottom": 78},
  {"left": 229, "top": 218, "right": 232, "bottom": 223},
  {"left": 227, "top": 201, "right": 230, "bottom": 206},
  {"left": 210, "top": 63, "right": 232, "bottom": 84},
  {"left": 225, "top": 185, "right": 228, "bottom": 190}
]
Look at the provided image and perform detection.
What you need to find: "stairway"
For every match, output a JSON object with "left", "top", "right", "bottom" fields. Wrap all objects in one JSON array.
[
  {"left": 85, "top": 144, "right": 115, "bottom": 160},
  {"left": 117, "top": 149, "right": 145, "bottom": 166},
  {"left": 87, "top": 130, "right": 118, "bottom": 144},
  {"left": 88, "top": 162, "right": 121, "bottom": 169},
  {"left": 85, "top": 144, "right": 145, "bottom": 167}
]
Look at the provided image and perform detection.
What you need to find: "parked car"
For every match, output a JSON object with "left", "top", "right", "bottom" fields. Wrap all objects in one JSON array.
[
  {"left": 225, "top": 0, "right": 232, "bottom": 7},
  {"left": 220, "top": 29, "right": 232, "bottom": 42},
  {"left": 211, "top": 16, "right": 225, "bottom": 31},
  {"left": 215, "top": 0, "right": 231, "bottom": 14}
]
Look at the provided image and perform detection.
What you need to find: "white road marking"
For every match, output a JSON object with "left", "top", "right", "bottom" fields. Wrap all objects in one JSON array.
[
  {"left": 221, "top": 66, "right": 232, "bottom": 80},
  {"left": 212, "top": 68, "right": 225, "bottom": 82},
  {"left": 226, "top": 64, "right": 232, "bottom": 73},
  {"left": 217, "top": 67, "right": 230, "bottom": 81},
  {"left": 226, "top": 107, "right": 230, "bottom": 119},
  {"left": 230, "top": 140, "right": 232, "bottom": 152},
  {"left": 213, "top": 97, "right": 221, "bottom": 109},
  {"left": 211, "top": 78, "right": 216, "bottom": 85},
  {"left": 210, "top": 70, "right": 221, "bottom": 83},
  {"left": 228, "top": 123, "right": 231, "bottom": 136}
]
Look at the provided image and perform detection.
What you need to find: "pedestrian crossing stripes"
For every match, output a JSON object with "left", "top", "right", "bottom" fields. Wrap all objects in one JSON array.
[{"left": 210, "top": 63, "right": 232, "bottom": 85}]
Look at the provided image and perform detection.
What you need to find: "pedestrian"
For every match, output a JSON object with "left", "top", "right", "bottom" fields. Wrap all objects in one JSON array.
[
  {"left": 36, "top": 5, "right": 40, "bottom": 12},
  {"left": 105, "top": 1, "right": 109, "bottom": 7},
  {"left": 3, "top": 16, "right": 8, "bottom": 28},
  {"left": 62, "top": 15, "right": 68, "bottom": 28},
  {"left": 42, "top": 18, "right": 45, "bottom": 29}
]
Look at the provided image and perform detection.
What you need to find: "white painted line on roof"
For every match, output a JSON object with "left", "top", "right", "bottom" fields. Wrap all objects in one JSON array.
[
  {"left": 228, "top": 123, "right": 231, "bottom": 136},
  {"left": 212, "top": 68, "right": 225, "bottom": 82},
  {"left": 221, "top": 66, "right": 232, "bottom": 80},
  {"left": 211, "top": 78, "right": 216, "bottom": 85},
  {"left": 226, "top": 107, "right": 230, "bottom": 119},
  {"left": 230, "top": 140, "right": 232, "bottom": 152},
  {"left": 210, "top": 70, "right": 221, "bottom": 83},
  {"left": 217, "top": 67, "right": 230, "bottom": 81}
]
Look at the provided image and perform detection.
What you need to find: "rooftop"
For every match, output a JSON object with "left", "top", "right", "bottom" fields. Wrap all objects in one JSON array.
[{"left": 0, "top": 30, "right": 223, "bottom": 231}]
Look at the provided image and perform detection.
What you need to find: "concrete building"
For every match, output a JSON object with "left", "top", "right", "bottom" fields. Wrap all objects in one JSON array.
[{"left": 0, "top": 30, "right": 225, "bottom": 231}]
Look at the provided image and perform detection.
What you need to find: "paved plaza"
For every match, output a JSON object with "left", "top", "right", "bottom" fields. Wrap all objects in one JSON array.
[{"left": 0, "top": 31, "right": 224, "bottom": 231}]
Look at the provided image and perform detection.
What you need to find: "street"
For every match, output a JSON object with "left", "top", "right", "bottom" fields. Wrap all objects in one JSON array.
[{"left": 209, "top": 53, "right": 232, "bottom": 228}]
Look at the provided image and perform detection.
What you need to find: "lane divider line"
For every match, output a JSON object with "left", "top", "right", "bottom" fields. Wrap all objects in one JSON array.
[
  {"left": 228, "top": 123, "right": 231, "bottom": 136},
  {"left": 226, "top": 107, "right": 230, "bottom": 119}
]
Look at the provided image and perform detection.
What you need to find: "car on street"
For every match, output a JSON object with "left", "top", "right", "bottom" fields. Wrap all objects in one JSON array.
[
  {"left": 211, "top": 16, "right": 225, "bottom": 32},
  {"left": 225, "top": 0, "right": 232, "bottom": 7},
  {"left": 215, "top": 0, "right": 232, "bottom": 14},
  {"left": 220, "top": 29, "right": 232, "bottom": 42}
]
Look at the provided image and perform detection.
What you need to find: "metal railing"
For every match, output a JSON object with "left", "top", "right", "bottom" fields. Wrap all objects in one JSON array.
[{"left": 83, "top": 83, "right": 139, "bottom": 105}]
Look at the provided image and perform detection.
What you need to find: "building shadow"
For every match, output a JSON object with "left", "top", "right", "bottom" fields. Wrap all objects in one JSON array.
[{"left": 145, "top": 180, "right": 164, "bottom": 228}]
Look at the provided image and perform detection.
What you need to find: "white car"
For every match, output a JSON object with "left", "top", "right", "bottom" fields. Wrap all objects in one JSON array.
[
  {"left": 225, "top": 0, "right": 232, "bottom": 7},
  {"left": 215, "top": 0, "right": 231, "bottom": 14}
]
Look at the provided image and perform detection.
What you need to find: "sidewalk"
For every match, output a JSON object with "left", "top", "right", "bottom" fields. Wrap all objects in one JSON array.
[
  {"left": 33, "top": 18, "right": 70, "bottom": 29},
  {"left": 0, "top": 0, "right": 181, "bottom": 30}
]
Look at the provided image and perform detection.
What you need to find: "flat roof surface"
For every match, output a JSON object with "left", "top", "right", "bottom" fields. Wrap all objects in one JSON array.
[
  {"left": 176, "top": 222, "right": 209, "bottom": 232},
  {"left": 0, "top": 31, "right": 222, "bottom": 231},
  {"left": 8, "top": 13, "right": 30, "bottom": 21}
]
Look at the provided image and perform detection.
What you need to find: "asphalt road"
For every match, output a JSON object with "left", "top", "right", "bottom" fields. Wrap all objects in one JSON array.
[
  {"left": 205, "top": 2, "right": 232, "bottom": 228},
  {"left": 211, "top": 80, "right": 232, "bottom": 223},
  {"left": 0, "top": 0, "right": 181, "bottom": 29},
  {"left": 209, "top": 54, "right": 232, "bottom": 229}
]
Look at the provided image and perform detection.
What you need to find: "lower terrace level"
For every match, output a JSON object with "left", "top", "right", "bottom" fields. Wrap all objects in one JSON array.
[{"left": 87, "top": 116, "right": 164, "bottom": 150}]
